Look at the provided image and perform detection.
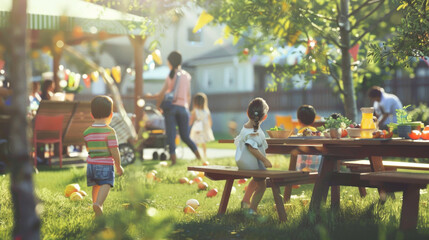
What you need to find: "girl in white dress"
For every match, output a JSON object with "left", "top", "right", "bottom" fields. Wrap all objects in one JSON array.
[
  {"left": 190, "top": 93, "right": 215, "bottom": 159},
  {"left": 234, "top": 97, "right": 272, "bottom": 213}
]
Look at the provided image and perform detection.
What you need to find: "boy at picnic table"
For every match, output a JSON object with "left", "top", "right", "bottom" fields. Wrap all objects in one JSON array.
[
  {"left": 296, "top": 105, "right": 322, "bottom": 172},
  {"left": 83, "top": 95, "right": 124, "bottom": 217},
  {"left": 234, "top": 97, "right": 272, "bottom": 214}
]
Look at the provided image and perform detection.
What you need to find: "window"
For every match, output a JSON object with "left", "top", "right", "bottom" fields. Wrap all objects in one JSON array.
[
  {"left": 224, "top": 67, "right": 235, "bottom": 87},
  {"left": 188, "top": 28, "right": 202, "bottom": 44},
  {"left": 203, "top": 70, "right": 213, "bottom": 89}
]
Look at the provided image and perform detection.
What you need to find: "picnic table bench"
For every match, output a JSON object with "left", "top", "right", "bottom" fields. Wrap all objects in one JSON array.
[
  {"left": 188, "top": 165, "right": 317, "bottom": 222},
  {"left": 342, "top": 160, "right": 429, "bottom": 197},
  {"left": 360, "top": 171, "right": 429, "bottom": 230}
]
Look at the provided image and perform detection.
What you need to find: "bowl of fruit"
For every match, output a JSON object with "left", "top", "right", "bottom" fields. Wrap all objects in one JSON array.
[
  {"left": 267, "top": 126, "right": 293, "bottom": 138},
  {"left": 347, "top": 123, "right": 362, "bottom": 138}
]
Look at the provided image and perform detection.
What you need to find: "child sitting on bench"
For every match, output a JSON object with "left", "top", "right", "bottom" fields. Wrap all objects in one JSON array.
[
  {"left": 296, "top": 105, "right": 322, "bottom": 172},
  {"left": 234, "top": 97, "right": 272, "bottom": 214}
]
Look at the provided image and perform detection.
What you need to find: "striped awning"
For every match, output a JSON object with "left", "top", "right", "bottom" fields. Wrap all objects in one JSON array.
[{"left": 0, "top": 0, "right": 149, "bottom": 36}]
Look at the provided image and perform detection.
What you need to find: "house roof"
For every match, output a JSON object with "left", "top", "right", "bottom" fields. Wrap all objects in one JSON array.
[{"left": 184, "top": 44, "right": 239, "bottom": 67}]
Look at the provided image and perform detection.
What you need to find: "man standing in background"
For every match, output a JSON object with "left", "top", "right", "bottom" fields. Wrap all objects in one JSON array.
[{"left": 368, "top": 86, "right": 403, "bottom": 130}]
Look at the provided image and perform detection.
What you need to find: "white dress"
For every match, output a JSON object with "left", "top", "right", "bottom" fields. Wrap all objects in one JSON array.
[
  {"left": 190, "top": 109, "right": 215, "bottom": 144},
  {"left": 234, "top": 126, "right": 268, "bottom": 170}
]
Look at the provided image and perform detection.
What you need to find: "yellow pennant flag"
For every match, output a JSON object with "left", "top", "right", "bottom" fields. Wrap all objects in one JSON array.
[
  {"left": 152, "top": 50, "right": 162, "bottom": 65},
  {"left": 193, "top": 10, "right": 214, "bottom": 33},
  {"left": 224, "top": 25, "right": 231, "bottom": 38},
  {"left": 214, "top": 38, "right": 224, "bottom": 45},
  {"left": 91, "top": 71, "right": 99, "bottom": 82},
  {"left": 111, "top": 66, "right": 121, "bottom": 83}
]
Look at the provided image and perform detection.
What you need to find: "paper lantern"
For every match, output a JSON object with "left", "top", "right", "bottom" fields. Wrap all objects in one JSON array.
[
  {"left": 147, "top": 172, "right": 156, "bottom": 179},
  {"left": 72, "top": 26, "right": 84, "bottom": 38},
  {"left": 202, "top": 161, "right": 209, "bottom": 166},
  {"left": 186, "top": 199, "right": 199, "bottom": 209},
  {"left": 193, "top": 177, "right": 203, "bottom": 183},
  {"left": 188, "top": 171, "right": 197, "bottom": 177},
  {"left": 68, "top": 73, "right": 75, "bottom": 88},
  {"left": 197, "top": 172, "right": 204, "bottom": 178},
  {"left": 188, "top": 180, "right": 194, "bottom": 185}
]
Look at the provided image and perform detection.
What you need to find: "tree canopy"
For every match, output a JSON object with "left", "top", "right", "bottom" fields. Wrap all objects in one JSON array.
[
  {"left": 368, "top": 0, "right": 429, "bottom": 66},
  {"left": 195, "top": 0, "right": 400, "bottom": 121}
]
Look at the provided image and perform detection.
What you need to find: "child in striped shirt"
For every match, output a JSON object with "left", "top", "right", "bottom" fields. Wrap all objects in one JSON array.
[{"left": 83, "top": 95, "right": 124, "bottom": 217}]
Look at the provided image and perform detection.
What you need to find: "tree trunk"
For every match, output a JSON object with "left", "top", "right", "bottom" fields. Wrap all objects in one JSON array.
[
  {"left": 339, "top": 0, "right": 358, "bottom": 122},
  {"left": 130, "top": 36, "right": 146, "bottom": 132},
  {"left": 9, "top": 0, "right": 40, "bottom": 239}
]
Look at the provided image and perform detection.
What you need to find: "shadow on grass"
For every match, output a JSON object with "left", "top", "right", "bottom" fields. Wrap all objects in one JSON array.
[{"left": 169, "top": 203, "right": 429, "bottom": 240}]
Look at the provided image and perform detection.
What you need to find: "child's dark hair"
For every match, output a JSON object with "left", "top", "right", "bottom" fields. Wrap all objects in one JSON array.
[
  {"left": 193, "top": 92, "right": 208, "bottom": 110},
  {"left": 297, "top": 105, "right": 316, "bottom": 125},
  {"left": 91, "top": 95, "right": 113, "bottom": 119},
  {"left": 167, "top": 51, "right": 182, "bottom": 79},
  {"left": 247, "top": 97, "right": 269, "bottom": 132}
]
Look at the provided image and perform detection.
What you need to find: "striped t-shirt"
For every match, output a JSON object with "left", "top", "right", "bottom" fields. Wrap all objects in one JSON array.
[{"left": 83, "top": 124, "right": 118, "bottom": 165}]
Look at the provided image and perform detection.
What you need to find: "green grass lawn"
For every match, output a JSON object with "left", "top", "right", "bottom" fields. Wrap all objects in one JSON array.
[{"left": 2, "top": 155, "right": 429, "bottom": 239}]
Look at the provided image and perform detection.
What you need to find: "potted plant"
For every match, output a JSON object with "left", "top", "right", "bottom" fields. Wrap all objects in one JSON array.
[
  {"left": 321, "top": 113, "right": 352, "bottom": 139},
  {"left": 395, "top": 105, "right": 423, "bottom": 139}
]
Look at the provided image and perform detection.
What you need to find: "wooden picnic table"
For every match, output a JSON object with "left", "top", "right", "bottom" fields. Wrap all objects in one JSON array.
[{"left": 220, "top": 137, "right": 429, "bottom": 229}]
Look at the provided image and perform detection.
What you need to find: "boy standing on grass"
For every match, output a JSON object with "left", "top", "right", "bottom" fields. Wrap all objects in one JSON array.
[{"left": 84, "top": 95, "right": 124, "bottom": 217}]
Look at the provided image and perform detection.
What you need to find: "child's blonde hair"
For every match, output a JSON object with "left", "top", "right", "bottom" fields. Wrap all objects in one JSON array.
[
  {"left": 193, "top": 92, "right": 209, "bottom": 110},
  {"left": 247, "top": 97, "right": 269, "bottom": 132}
]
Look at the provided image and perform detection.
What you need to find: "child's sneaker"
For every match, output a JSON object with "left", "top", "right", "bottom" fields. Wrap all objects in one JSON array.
[{"left": 93, "top": 203, "right": 103, "bottom": 217}]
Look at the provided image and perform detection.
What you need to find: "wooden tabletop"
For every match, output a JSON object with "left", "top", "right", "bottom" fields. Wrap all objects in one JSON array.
[{"left": 219, "top": 138, "right": 429, "bottom": 146}]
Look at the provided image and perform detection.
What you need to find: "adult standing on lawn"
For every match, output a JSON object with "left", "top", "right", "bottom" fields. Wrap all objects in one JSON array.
[
  {"left": 145, "top": 51, "right": 201, "bottom": 165},
  {"left": 368, "top": 86, "right": 403, "bottom": 130}
]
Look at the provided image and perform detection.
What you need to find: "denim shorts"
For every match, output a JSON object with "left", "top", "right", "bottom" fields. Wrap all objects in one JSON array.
[{"left": 87, "top": 164, "right": 115, "bottom": 187}]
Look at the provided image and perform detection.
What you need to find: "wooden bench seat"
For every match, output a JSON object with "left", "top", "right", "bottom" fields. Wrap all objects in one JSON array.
[
  {"left": 342, "top": 160, "right": 429, "bottom": 198},
  {"left": 188, "top": 165, "right": 315, "bottom": 222},
  {"left": 342, "top": 160, "right": 429, "bottom": 172},
  {"left": 360, "top": 171, "right": 429, "bottom": 230}
]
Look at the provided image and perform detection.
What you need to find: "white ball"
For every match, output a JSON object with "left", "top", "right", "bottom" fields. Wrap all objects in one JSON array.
[{"left": 186, "top": 199, "right": 199, "bottom": 209}]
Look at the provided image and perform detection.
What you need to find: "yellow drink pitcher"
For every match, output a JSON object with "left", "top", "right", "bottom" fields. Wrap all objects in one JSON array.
[{"left": 360, "top": 107, "right": 376, "bottom": 138}]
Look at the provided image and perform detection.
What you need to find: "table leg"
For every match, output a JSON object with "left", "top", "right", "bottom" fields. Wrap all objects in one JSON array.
[
  {"left": 218, "top": 179, "right": 234, "bottom": 214},
  {"left": 369, "top": 156, "right": 392, "bottom": 201},
  {"left": 399, "top": 185, "right": 420, "bottom": 230},
  {"left": 272, "top": 182, "right": 287, "bottom": 222},
  {"left": 331, "top": 161, "right": 341, "bottom": 210},
  {"left": 310, "top": 156, "right": 336, "bottom": 211},
  {"left": 283, "top": 153, "right": 298, "bottom": 202}
]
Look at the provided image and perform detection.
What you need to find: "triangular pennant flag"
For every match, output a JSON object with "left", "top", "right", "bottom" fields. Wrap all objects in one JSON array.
[
  {"left": 349, "top": 43, "right": 360, "bottom": 61},
  {"left": 193, "top": 10, "right": 214, "bottom": 33},
  {"left": 214, "top": 38, "right": 224, "bottom": 45},
  {"left": 68, "top": 73, "right": 75, "bottom": 88},
  {"left": 111, "top": 66, "right": 121, "bottom": 83},
  {"left": 152, "top": 51, "right": 162, "bottom": 65},
  {"left": 91, "top": 71, "right": 99, "bottom": 82},
  {"left": 83, "top": 74, "right": 91, "bottom": 88}
]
